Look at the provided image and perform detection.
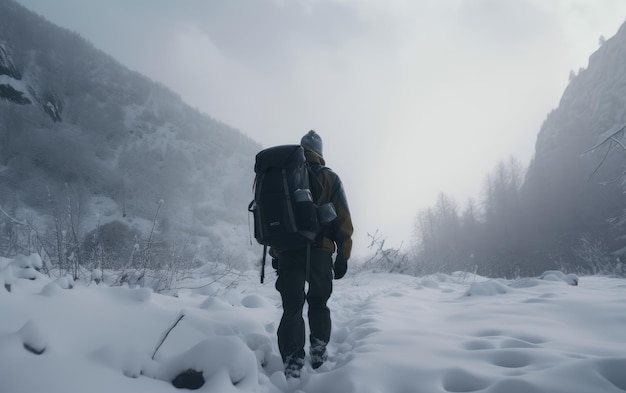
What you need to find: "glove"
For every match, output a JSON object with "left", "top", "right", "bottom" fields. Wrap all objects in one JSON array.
[
  {"left": 333, "top": 255, "right": 348, "bottom": 279},
  {"left": 270, "top": 248, "right": 279, "bottom": 271}
]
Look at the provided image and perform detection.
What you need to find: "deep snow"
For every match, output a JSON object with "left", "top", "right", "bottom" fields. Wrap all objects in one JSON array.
[{"left": 1, "top": 254, "right": 626, "bottom": 393}]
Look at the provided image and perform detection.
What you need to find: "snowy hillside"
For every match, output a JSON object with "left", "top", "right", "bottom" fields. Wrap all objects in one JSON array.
[
  {"left": 2, "top": 254, "right": 625, "bottom": 393},
  {"left": 521, "top": 16, "right": 626, "bottom": 261},
  {"left": 0, "top": 0, "right": 261, "bottom": 266}
]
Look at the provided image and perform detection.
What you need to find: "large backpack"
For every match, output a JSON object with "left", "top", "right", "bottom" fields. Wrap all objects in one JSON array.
[
  {"left": 248, "top": 145, "right": 327, "bottom": 283},
  {"left": 249, "top": 145, "right": 321, "bottom": 249}
]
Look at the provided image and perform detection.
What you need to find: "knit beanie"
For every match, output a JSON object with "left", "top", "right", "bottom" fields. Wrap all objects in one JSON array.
[{"left": 300, "top": 130, "right": 323, "bottom": 156}]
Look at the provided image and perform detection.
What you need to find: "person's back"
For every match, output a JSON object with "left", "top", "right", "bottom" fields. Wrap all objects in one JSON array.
[{"left": 273, "top": 130, "right": 353, "bottom": 378}]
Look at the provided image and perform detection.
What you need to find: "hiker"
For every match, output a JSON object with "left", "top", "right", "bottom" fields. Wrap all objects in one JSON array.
[{"left": 272, "top": 130, "right": 353, "bottom": 377}]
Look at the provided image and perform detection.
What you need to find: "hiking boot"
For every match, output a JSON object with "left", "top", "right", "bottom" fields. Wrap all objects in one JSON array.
[
  {"left": 310, "top": 345, "right": 328, "bottom": 370},
  {"left": 284, "top": 356, "right": 305, "bottom": 379}
]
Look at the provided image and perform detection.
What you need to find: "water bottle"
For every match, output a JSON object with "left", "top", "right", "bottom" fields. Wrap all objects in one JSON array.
[
  {"left": 294, "top": 189, "right": 313, "bottom": 203},
  {"left": 318, "top": 202, "right": 337, "bottom": 224}
]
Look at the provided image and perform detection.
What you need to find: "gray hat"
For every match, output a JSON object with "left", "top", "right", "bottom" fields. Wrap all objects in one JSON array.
[{"left": 301, "top": 130, "right": 323, "bottom": 156}]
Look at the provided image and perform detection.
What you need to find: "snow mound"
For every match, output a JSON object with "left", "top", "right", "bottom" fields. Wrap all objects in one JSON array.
[
  {"left": 201, "top": 296, "right": 235, "bottom": 310},
  {"left": 12, "top": 254, "right": 43, "bottom": 270},
  {"left": 539, "top": 270, "right": 579, "bottom": 286},
  {"left": 0, "top": 253, "right": 45, "bottom": 293},
  {"left": 0, "top": 319, "right": 48, "bottom": 357},
  {"left": 40, "top": 275, "right": 76, "bottom": 295},
  {"left": 244, "top": 332, "right": 273, "bottom": 367},
  {"left": 241, "top": 294, "right": 272, "bottom": 308},
  {"left": 143, "top": 336, "right": 258, "bottom": 392},
  {"left": 419, "top": 277, "right": 440, "bottom": 288},
  {"left": 18, "top": 320, "right": 47, "bottom": 355},
  {"left": 464, "top": 279, "right": 512, "bottom": 296}
]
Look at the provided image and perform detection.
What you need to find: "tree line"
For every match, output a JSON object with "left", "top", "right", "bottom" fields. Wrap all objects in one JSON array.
[{"left": 411, "top": 145, "right": 626, "bottom": 278}]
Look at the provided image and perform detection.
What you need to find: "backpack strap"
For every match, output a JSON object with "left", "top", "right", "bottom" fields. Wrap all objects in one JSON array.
[
  {"left": 260, "top": 245, "right": 267, "bottom": 284},
  {"left": 306, "top": 164, "right": 333, "bottom": 248},
  {"left": 305, "top": 242, "right": 311, "bottom": 283},
  {"left": 307, "top": 164, "right": 328, "bottom": 205}
]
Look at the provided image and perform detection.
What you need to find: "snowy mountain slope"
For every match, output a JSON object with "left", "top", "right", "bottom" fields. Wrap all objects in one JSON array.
[
  {"left": 513, "top": 19, "right": 626, "bottom": 267},
  {"left": 0, "top": 39, "right": 31, "bottom": 105},
  {"left": 0, "top": 40, "right": 31, "bottom": 105},
  {"left": 532, "top": 21, "right": 626, "bottom": 166},
  {"left": 0, "top": 0, "right": 261, "bottom": 263}
]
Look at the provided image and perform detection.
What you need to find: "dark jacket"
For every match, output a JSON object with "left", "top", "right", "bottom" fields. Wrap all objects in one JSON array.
[{"left": 304, "top": 150, "right": 353, "bottom": 260}]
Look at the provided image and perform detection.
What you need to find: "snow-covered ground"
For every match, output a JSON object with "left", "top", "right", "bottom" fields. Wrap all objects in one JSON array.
[{"left": 1, "top": 254, "right": 626, "bottom": 393}]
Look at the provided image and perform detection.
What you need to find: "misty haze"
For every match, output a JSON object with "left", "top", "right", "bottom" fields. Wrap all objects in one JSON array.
[{"left": 1, "top": 1, "right": 626, "bottom": 392}]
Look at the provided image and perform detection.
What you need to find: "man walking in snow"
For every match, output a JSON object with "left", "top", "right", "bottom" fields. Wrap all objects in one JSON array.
[{"left": 273, "top": 130, "right": 353, "bottom": 378}]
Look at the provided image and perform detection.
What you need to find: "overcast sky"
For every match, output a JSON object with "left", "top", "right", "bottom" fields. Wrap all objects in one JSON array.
[{"left": 15, "top": 0, "right": 626, "bottom": 257}]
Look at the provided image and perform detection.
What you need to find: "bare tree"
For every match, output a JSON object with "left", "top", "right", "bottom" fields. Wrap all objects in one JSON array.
[{"left": 585, "top": 123, "right": 626, "bottom": 184}]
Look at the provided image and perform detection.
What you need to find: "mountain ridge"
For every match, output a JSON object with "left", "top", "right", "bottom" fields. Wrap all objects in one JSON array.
[
  {"left": 0, "top": 0, "right": 260, "bottom": 266},
  {"left": 519, "top": 17, "right": 626, "bottom": 270}
]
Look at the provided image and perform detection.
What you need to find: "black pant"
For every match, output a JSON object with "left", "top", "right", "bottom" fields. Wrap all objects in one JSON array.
[{"left": 275, "top": 247, "right": 333, "bottom": 364}]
